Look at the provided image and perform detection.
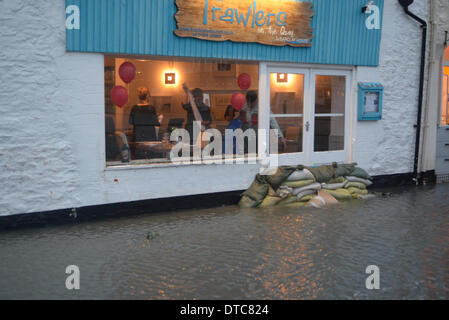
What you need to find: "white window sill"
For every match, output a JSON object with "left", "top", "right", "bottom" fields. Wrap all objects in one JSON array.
[{"left": 105, "top": 155, "right": 262, "bottom": 171}]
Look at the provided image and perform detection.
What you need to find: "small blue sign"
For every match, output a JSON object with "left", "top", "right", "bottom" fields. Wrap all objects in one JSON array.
[{"left": 358, "top": 82, "right": 383, "bottom": 121}]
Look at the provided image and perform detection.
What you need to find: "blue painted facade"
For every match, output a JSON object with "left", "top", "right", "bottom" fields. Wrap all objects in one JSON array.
[{"left": 65, "top": 0, "right": 384, "bottom": 66}]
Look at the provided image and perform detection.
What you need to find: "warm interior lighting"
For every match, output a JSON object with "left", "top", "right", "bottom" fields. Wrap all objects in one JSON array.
[
  {"left": 165, "top": 72, "right": 176, "bottom": 85},
  {"left": 277, "top": 73, "right": 288, "bottom": 83}
]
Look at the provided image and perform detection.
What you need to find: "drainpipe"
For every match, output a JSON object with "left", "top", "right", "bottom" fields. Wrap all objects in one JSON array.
[
  {"left": 420, "top": 0, "right": 437, "bottom": 184},
  {"left": 398, "top": 0, "right": 427, "bottom": 185}
]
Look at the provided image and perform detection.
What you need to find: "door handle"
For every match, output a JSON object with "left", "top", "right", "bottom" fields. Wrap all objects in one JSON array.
[{"left": 305, "top": 121, "right": 310, "bottom": 132}]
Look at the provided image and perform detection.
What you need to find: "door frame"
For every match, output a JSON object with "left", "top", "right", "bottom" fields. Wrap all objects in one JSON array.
[
  {"left": 309, "top": 68, "right": 353, "bottom": 165},
  {"left": 258, "top": 62, "right": 356, "bottom": 167}
]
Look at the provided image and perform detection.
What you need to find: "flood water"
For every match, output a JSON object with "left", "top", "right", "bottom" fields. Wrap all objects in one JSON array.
[{"left": 0, "top": 184, "right": 448, "bottom": 300}]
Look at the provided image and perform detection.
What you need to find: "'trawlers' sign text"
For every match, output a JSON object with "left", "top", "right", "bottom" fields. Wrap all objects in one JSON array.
[{"left": 175, "top": 0, "right": 314, "bottom": 47}]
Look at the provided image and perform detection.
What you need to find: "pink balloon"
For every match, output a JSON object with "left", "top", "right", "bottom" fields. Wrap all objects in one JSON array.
[
  {"left": 111, "top": 86, "right": 128, "bottom": 107},
  {"left": 231, "top": 93, "right": 246, "bottom": 111},
  {"left": 119, "top": 62, "right": 136, "bottom": 84},
  {"left": 237, "top": 73, "right": 251, "bottom": 90}
]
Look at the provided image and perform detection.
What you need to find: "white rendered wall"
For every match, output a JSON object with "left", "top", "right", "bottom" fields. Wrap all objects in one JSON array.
[
  {"left": 354, "top": 0, "right": 429, "bottom": 176},
  {"left": 0, "top": 0, "right": 429, "bottom": 216}
]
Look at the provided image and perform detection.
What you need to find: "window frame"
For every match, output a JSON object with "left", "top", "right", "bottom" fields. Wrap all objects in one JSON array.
[{"left": 104, "top": 55, "right": 262, "bottom": 168}]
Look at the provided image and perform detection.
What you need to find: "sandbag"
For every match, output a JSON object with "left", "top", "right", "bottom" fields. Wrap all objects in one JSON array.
[
  {"left": 298, "top": 194, "right": 316, "bottom": 202},
  {"left": 277, "top": 186, "right": 293, "bottom": 199},
  {"left": 259, "top": 196, "right": 282, "bottom": 208},
  {"left": 295, "top": 189, "right": 316, "bottom": 200},
  {"left": 307, "top": 196, "right": 327, "bottom": 208},
  {"left": 267, "top": 186, "right": 278, "bottom": 197},
  {"left": 350, "top": 167, "right": 372, "bottom": 180},
  {"left": 307, "top": 165, "right": 336, "bottom": 182},
  {"left": 327, "top": 176, "right": 346, "bottom": 184},
  {"left": 335, "top": 163, "right": 356, "bottom": 177},
  {"left": 281, "top": 179, "right": 315, "bottom": 189},
  {"left": 287, "top": 169, "right": 315, "bottom": 181},
  {"left": 241, "top": 175, "right": 269, "bottom": 202},
  {"left": 325, "top": 188, "right": 353, "bottom": 200},
  {"left": 322, "top": 181, "right": 347, "bottom": 190},
  {"left": 292, "top": 182, "right": 322, "bottom": 196},
  {"left": 346, "top": 176, "right": 373, "bottom": 186},
  {"left": 239, "top": 195, "right": 261, "bottom": 208},
  {"left": 318, "top": 190, "right": 339, "bottom": 205},
  {"left": 265, "top": 166, "right": 296, "bottom": 190},
  {"left": 347, "top": 187, "right": 369, "bottom": 195},
  {"left": 345, "top": 181, "right": 367, "bottom": 190},
  {"left": 278, "top": 196, "right": 299, "bottom": 206}
]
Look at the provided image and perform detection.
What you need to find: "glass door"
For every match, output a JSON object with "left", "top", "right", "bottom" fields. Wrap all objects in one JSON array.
[
  {"left": 262, "top": 66, "right": 351, "bottom": 166},
  {"left": 309, "top": 70, "right": 351, "bottom": 164},
  {"left": 267, "top": 67, "right": 309, "bottom": 166}
]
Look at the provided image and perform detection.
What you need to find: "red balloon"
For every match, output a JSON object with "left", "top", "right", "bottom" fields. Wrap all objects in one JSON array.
[
  {"left": 237, "top": 73, "right": 251, "bottom": 90},
  {"left": 119, "top": 62, "right": 136, "bottom": 84},
  {"left": 231, "top": 93, "right": 246, "bottom": 111},
  {"left": 111, "top": 86, "right": 128, "bottom": 107}
]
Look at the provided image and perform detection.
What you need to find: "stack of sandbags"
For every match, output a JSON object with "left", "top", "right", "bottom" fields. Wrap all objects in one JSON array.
[
  {"left": 320, "top": 176, "right": 353, "bottom": 200},
  {"left": 238, "top": 163, "right": 374, "bottom": 209},
  {"left": 277, "top": 167, "right": 321, "bottom": 205},
  {"left": 343, "top": 168, "right": 373, "bottom": 199}
]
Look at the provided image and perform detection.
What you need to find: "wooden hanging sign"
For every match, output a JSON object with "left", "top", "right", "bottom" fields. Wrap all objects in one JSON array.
[{"left": 174, "top": 0, "right": 314, "bottom": 47}]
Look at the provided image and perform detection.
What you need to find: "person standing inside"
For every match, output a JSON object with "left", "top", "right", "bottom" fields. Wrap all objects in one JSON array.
[
  {"left": 182, "top": 87, "right": 213, "bottom": 144},
  {"left": 129, "top": 87, "right": 161, "bottom": 159}
]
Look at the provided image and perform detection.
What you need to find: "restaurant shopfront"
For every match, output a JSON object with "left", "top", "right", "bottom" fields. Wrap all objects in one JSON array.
[
  {"left": 66, "top": 0, "right": 383, "bottom": 169},
  {"left": 9, "top": 0, "right": 438, "bottom": 217}
]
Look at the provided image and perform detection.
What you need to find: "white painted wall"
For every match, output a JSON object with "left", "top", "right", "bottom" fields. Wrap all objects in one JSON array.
[
  {"left": 354, "top": 0, "right": 429, "bottom": 176},
  {"left": 0, "top": 0, "right": 433, "bottom": 216}
]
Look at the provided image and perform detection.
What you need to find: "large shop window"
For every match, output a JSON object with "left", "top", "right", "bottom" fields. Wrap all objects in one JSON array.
[{"left": 104, "top": 57, "right": 259, "bottom": 165}]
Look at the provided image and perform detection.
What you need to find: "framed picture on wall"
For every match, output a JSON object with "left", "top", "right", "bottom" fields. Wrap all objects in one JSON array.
[{"left": 214, "top": 63, "right": 236, "bottom": 77}]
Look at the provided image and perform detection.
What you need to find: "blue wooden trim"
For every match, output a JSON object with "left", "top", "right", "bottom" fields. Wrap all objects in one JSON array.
[
  {"left": 65, "top": 0, "right": 384, "bottom": 66},
  {"left": 358, "top": 82, "right": 383, "bottom": 121}
]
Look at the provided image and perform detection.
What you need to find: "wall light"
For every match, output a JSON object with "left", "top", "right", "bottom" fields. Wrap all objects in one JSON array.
[
  {"left": 277, "top": 73, "right": 288, "bottom": 83},
  {"left": 165, "top": 72, "right": 176, "bottom": 85}
]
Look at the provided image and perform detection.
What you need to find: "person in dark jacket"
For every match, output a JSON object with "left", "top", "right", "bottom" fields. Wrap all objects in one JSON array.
[{"left": 129, "top": 87, "right": 160, "bottom": 159}]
